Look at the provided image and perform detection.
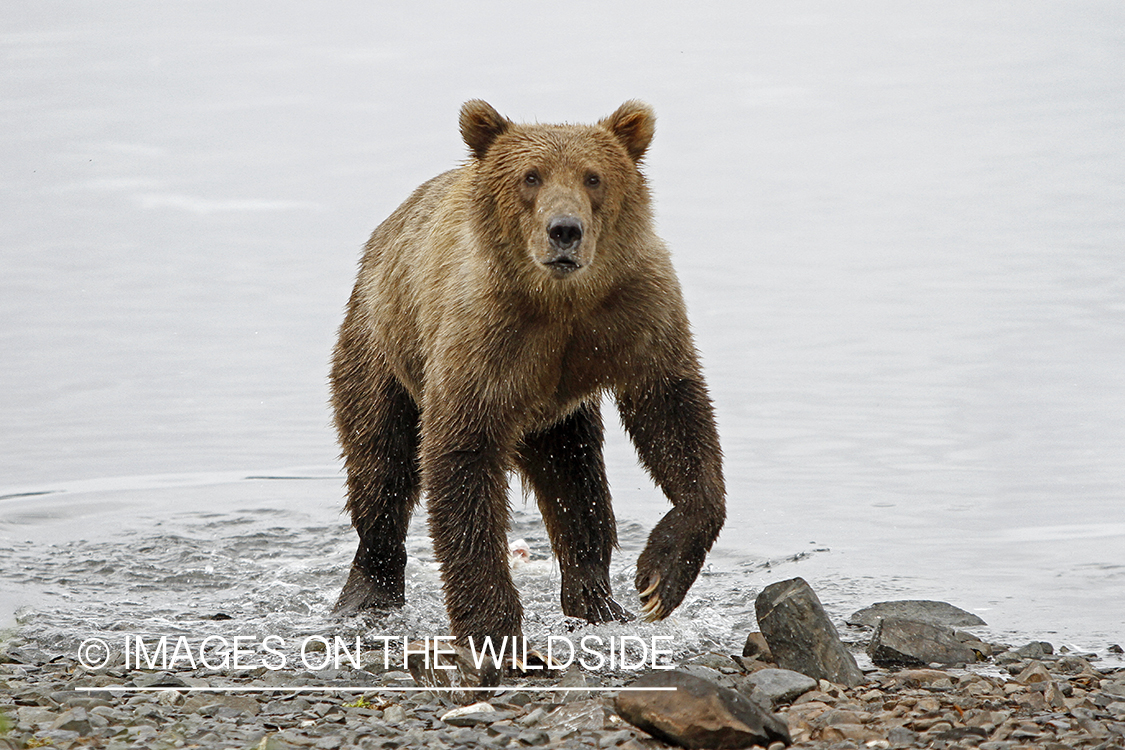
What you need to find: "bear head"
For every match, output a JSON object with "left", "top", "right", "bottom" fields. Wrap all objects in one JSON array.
[{"left": 459, "top": 100, "right": 655, "bottom": 284}]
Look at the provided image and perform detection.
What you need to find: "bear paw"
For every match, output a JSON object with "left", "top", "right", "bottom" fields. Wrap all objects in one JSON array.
[
  {"left": 561, "top": 580, "right": 634, "bottom": 624},
  {"left": 332, "top": 565, "right": 406, "bottom": 616},
  {"left": 574, "top": 594, "right": 634, "bottom": 624},
  {"left": 634, "top": 517, "right": 709, "bottom": 621}
]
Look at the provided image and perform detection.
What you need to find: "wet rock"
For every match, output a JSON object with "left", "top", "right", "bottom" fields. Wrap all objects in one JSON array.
[
  {"left": 1103, "top": 678, "right": 1125, "bottom": 698},
  {"left": 2, "top": 646, "right": 52, "bottom": 665},
  {"left": 955, "top": 629, "right": 994, "bottom": 658},
  {"left": 686, "top": 653, "right": 740, "bottom": 673},
  {"left": 741, "top": 633, "right": 773, "bottom": 662},
  {"left": 887, "top": 726, "right": 921, "bottom": 746},
  {"left": 405, "top": 639, "right": 499, "bottom": 705},
  {"left": 440, "top": 701, "right": 514, "bottom": 726},
  {"left": 740, "top": 668, "right": 817, "bottom": 707},
  {"left": 847, "top": 600, "right": 986, "bottom": 629},
  {"left": 50, "top": 706, "right": 92, "bottom": 735},
  {"left": 517, "top": 728, "right": 551, "bottom": 745},
  {"left": 1014, "top": 640, "right": 1054, "bottom": 658},
  {"left": 680, "top": 664, "right": 740, "bottom": 691},
  {"left": 382, "top": 703, "right": 407, "bottom": 723},
  {"left": 518, "top": 706, "right": 548, "bottom": 727},
  {"left": 541, "top": 699, "right": 606, "bottom": 732},
  {"left": 1015, "top": 660, "right": 1052, "bottom": 685},
  {"left": 614, "top": 670, "right": 790, "bottom": 749},
  {"left": 755, "top": 577, "right": 865, "bottom": 687},
  {"left": 559, "top": 666, "right": 599, "bottom": 702},
  {"left": 867, "top": 616, "right": 978, "bottom": 666},
  {"left": 1055, "top": 654, "right": 1095, "bottom": 674},
  {"left": 16, "top": 705, "right": 56, "bottom": 728},
  {"left": 132, "top": 670, "right": 190, "bottom": 688}
]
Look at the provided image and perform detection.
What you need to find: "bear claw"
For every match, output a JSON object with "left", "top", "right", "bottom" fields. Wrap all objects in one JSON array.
[
  {"left": 638, "top": 574, "right": 661, "bottom": 599},
  {"left": 637, "top": 573, "right": 667, "bottom": 621},
  {"left": 639, "top": 594, "right": 665, "bottom": 621}
]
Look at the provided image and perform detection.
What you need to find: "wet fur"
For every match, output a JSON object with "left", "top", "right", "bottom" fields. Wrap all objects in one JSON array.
[{"left": 332, "top": 101, "right": 726, "bottom": 643}]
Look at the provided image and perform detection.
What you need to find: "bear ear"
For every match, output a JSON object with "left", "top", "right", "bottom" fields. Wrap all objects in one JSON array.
[
  {"left": 601, "top": 100, "right": 655, "bottom": 163},
  {"left": 460, "top": 100, "right": 510, "bottom": 160}
]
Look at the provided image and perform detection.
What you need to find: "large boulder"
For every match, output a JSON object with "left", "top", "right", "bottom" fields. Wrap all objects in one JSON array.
[
  {"left": 755, "top": 578, "right": 865, "bottom": 687},
  {"left": 848, "top": 600, "right": 986, "bottom": 629},
  {"left": 866, "top": 617, "right": 979, "bottom": 667},
  {"left": 614, "top": 670, "right": 790, "bottom": 749}
]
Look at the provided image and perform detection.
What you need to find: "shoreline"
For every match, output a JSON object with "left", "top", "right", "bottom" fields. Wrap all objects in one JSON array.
[{"left": 3, "top": 631, "right": 1123, "bottom": 749}]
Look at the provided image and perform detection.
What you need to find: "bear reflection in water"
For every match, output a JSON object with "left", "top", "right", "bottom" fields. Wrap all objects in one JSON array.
[{"left": 330, "top": 100, "right": 726, "bottom": 651}]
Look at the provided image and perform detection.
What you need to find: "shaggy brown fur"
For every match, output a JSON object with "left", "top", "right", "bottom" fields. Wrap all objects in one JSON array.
[{"left": 331, "top": 100, "right": 725, "bottom": 644}]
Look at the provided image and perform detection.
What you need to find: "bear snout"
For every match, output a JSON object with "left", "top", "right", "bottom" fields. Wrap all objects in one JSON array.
[
  {"left": 547, "top": 215, "right": 583, "bottom": 252},
  {"left": 544, "top": 216, "right": 585, "bottom": 275}
]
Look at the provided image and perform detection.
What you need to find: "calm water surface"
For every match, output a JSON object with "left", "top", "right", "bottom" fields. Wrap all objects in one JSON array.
[{"left": 2, "top": 2, "right": 1123, "bottom": 661}]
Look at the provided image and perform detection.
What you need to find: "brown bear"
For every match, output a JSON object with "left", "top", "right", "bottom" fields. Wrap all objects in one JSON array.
[{"left": 331, "top": 100, "right": 725, "bottom": 646}]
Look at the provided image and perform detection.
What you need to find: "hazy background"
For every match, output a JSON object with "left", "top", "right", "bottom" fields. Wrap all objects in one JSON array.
[{"left": 2, "top": 1, "right": 1123, "bottom": 653}]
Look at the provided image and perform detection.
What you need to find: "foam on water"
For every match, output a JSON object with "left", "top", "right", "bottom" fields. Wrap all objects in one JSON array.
[{"left": 3, "top": 472, "right": 1121, "bottom": 670}]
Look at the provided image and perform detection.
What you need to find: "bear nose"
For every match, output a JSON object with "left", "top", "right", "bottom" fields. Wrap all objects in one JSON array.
[{"left": 547, "top": 216, "right": 583, "bottom": 251}]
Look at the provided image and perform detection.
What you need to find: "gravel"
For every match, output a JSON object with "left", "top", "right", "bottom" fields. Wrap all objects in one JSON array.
[{"left": 2, "top": 636, "right": 1123, "bottom": 749}]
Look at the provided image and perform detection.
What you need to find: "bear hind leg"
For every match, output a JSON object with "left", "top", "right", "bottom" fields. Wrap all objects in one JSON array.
[{"left": 516, "top": 401, "right": 631, "bottom": 624}]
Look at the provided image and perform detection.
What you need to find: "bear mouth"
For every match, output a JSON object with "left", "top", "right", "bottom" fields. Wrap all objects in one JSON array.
[{"left": 544, "top": 258, "right": 582, "bottom": 276}]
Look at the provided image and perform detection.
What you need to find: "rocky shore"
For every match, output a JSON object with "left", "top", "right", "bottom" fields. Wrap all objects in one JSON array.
[{"left": 3, "top": 584, "right": 1123, "bottom": 749}]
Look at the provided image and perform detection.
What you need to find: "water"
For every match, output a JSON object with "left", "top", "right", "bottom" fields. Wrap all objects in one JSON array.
[{"left": 2, "top": 2, "right": 1123, "bottom": 665}]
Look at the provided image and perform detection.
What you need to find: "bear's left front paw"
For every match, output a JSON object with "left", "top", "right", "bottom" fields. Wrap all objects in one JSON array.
[
  {"left": 634, "top": 523, "right": 708, "bottom": 621},
  {"left": 585, "top": 594, "right": 634, "bottom": 624},
  {"left": 562, "top": 580, "right": 634, "bottom": 624}
]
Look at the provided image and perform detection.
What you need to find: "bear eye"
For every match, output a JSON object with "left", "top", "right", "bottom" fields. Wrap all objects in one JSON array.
[
  {"left": 523, "top": 170, "right": 540, "bottom": 187},
  {"left": 585, "top": 173, "right": 601, "bottom": 188}
]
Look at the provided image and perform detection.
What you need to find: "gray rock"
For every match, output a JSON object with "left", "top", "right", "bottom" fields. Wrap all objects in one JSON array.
[
  {"left": 559, "top": 666, "right": 599, "bottom": 703},
  {"left": 614, "top": 670, "right": 790, "bottom": 749},
  {"left": 1014, "top": 641, "right": 1054, "bottom": 658},
  {"left": 517, "top": 728, "right": 551, "bottom": 746},
  {"left": 887, "top": 726, "right": 921, "bottom": 746},
  {"left": 685, "top": 653, "right": 739, "bottom": 673},
  {"left": 440, "top": 701, "right": 515, "bottom": 727},
  {"left": 540, "top": 699, "right": 606, "bottom": 732},
  {"left": 755, "top": 577, "right": 865, "bottom": 687},
  {"left": 741, "top": 633, "right": 773, "bottom": 662},
  {"left": 847, "top": 600, "right": 986, "bottom": 629},
  {"left": 1102, "top": 680, "right": 1125, "bottom": 698},
  {"left": 867, "top": 617, "right": 978, "bottom": 667},
  {"left": 518, "top": 706, "right": 548, "bottom": 727},
  {"left": 741, "top": 668, "right": 818, "bottom": 706},
  {"left": 3, "top": 646, "right": 51, "bottom": 665},
  {"left": 37, "top": 729, "right": 82, "bottom": 745},
  {"left": 382, "top": 704, "right": 407, "bottom": 723},
  {"left": 132, "top": 670, "right": 190, "bottom": 688},
  {"left": 679, "top": 663, "right": 739, "bottom": 690},
  {"left": 16, "top": 705, "right": 56, "bottom": 728},
  {"left": 596, "top": 728, "right": 637, "bottom": 747},
  {"left": 50, "top": 706, "right": 92, "bottom": 735}
]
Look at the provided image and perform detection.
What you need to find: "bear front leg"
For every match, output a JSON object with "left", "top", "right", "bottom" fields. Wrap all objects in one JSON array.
[
  {"left": 616, "top": 376, "right": 726, "bottom": 621},
  {"left": 331, "top": 326, "right": 421, "bottom": 615},
  {"left": 516, "top": 402, "right": 631, "bottom": 624},
  {"left": 421, "top": 409, "right": 523, "bottom": 645}
]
